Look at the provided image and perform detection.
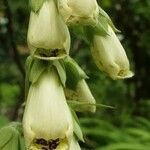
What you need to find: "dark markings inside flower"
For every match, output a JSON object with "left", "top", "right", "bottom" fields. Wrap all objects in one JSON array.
[
  {"left": 35, "top": 138, "right": 60, "bottom": 150},
  {"left": 34, "top": 48, "right": 67, "bottom": 59}
]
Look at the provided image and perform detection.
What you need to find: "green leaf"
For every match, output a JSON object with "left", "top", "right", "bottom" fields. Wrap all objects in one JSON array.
[
  {"left": 25, "top": 56, "right": 34, "bottom": 100},
  {"left": 99, "top": 6, "right": 120, "bottom": 32},
  {"left": 2, "top": 134, "right": 19, "bottom": 150},
  {"left": 73, "top": 117, "right": 84, "bottom": 142},
  {"left": 29, "top": 59, "right": 48, "bottom": 84},
  {"left": 0, "top": 122, "right": 25, "bottom": 150},
  {"left": 94, "top": 16, "right": 109, "bottom": 36},
  {"left": 29, "top": 0, "right": 45, "bottom": 13},
  {"left": 63, "top": 57, "right": 88, "bottom": 90},
  {"left": 71, "top": 26, "right": 88, "bottom": 43},
  {"left": 25, "top": 56, "right": 34, "bottom": 76},
  {"left": 19, "top": 137, "right": 26, "bottom": 150},
  {"left": 70, "top": 109, "right": 84, "bottom": 142},
  {"left": 68, "top": 100, "right": 115, "bottom": 111},
  {"left": 11, "top": 134, "right": 20, "bottom": 150},
  {"left": 0, "top": 127, "right": 14, "bottom": 149},
  {"left": 53, "top": 60, "right": 66, "bottom": 87}
]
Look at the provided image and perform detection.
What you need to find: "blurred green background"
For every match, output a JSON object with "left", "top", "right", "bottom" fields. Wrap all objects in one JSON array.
[{"left": 0, "top": 0, "right": 150, "bottom": 150}]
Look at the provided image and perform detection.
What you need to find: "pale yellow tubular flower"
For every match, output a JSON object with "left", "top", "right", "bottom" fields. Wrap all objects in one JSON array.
[
  {"left": 27, "top": 0, "right": 70, "bottom": 60},
  {"left": 65, "top": 79, "right": 96, "bottom": 113},
  {"left": 91, "top": 25, "right": 134, "bottom": 80},
  {"left": 23, "top": 68, "right": 73, "bottom": 150},
  {"left": 58, "top": 0, "right": 99, "bottom": 26}
]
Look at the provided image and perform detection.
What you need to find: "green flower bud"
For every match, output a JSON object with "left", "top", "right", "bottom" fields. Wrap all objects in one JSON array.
[
  {"left": 58, "top": 0, "right": 99, "bottom": 26},
  {"left": 91, "top": 25, "right": 134, "bottom": 80},
  {"left": 65, "top": 79, "right": 96, "bottom": 113},
  {"left": 23, "top": 68, "right": 73, "bottom": 149},
  {"left": 27, "top": 0, "right": 70, "bottom": 60}
]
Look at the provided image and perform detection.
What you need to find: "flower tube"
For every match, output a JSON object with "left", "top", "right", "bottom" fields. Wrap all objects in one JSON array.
[
  {"left": 23, "top": 67, "right": 73, "bottom": 150},
  {"left": 27, "top": 0, "right": 70, "bottom": 60},
  {"left": 58, "top": 0, "right": 99, "bottom": 26},
  {"left": 91, "top": 25, "right": 134, "bottom": 79}
]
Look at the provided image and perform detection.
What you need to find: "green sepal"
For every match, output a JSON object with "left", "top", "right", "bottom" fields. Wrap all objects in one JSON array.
[
  {"left": 70, "top": 25, "right": 88, "bottom": 44},
  {"left": 99, "top": 6, "right": 120, "bottom": 32},
  {"left": 94, "top": 16, "right": 109, "bottom": 36},
  {"left": 68, "top": 100, "right": 115, "bottom": 112},
  {"left": 25, "top": 56, "right": 34, "bottom": 100},
  {"left": 0, "top": 122, "right": 25, "bottom": 150},
  {"left": 85, "top": 26, "right": 95, "bottom": 43},
  {"left": 53, "top": 60, "right": 66, "bottom": 87},
  {"left": 19, "top": 137, "right": 26, "bottom": 150},
  {"left": 29, "top": 0, "right": 45, "bottom": 13},
  {"left": 0, "top": 127, "right": 13, "bottom": 149},
  {"left": 25, "top": 56, "right": 34, "bottom": 76},
  {"left": 70, "top": 109, "right": 84, "bottom": 142},
  {"left": 73, "top": 117, "right": 84, "bottom": 142},
  {"left": 85, "top": 16, "right": 109, "bottom": 42},
  {"left": 29, "top": 59, "right": 48, "bottom": 84},
  {"left": 2, "top": 133, "right": 20, "bottom": 150},
  {"left": 63, "top": 57, "right": 88, "bottom": 90}
]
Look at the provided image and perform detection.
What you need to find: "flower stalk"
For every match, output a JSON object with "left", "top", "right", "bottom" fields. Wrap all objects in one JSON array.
[{"left": 21, "top": 0, "right": 134, "bottom": 149}]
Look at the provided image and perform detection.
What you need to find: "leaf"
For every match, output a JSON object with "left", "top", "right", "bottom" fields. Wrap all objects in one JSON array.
[
  {"left": 94, "top": 16, "right": 109, "bottom": 36},
  {"left": 64, "top": 57, "right": 88, "bottom": 90},
  {"left": 99, "top": 6, "right": 120, "bottom": 32},
  {"left": 19, "top": 137, "right": 26, "bottom": 150},
  {"left": 25, "top": 56, "right": 34, "bottom": 100},
  {"left": 0, "top": 127, "right": 13, "bottom": 149},
  {"left": 53, "top": 60, "right": 66, "bottom": 87},
  {"left": 68, "top": 100, "right": 115, "bottom": 111},
  {"left": 71, "top": 26, "right": 88, "bottom": 43},
  {"left": 11, "top": 134, "right": 20, "bottom": 150},
  {"left": 73, "top": 117, "right": 84, "bottom": 142},
  {"left": 70, "top": 109, "right": 84, "bottom": 142},
  {"left": 25, "top": 56, "right": 34, "bottom": 76},
  {"left": 29, "top": 59, "right": 48, "bottom": 84},
  {"left": 2, "top": 134, "right": 19, "bottom": 150},
  {"left": 29, "top": 0, "right": 45, "bottom": 13},
  {"left": 1, "top": 122, "right": 25, "bottom": 150}
]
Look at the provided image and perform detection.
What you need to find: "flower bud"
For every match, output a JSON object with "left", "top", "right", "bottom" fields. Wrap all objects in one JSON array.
[
  {"left": 58, "top": 0, "right": 99, "bottom": 26},
  {"left": 65, "top": 79, "right": 96, "bottom": 113},
  {"left": 23, "top": 68, "right": 73, "bottom": 149},
  {"left": 27, "top": 0, "right": 70, "bottom": 60},
  {"left": 91, "top": 25, "right": 134, "bottom": 79}
]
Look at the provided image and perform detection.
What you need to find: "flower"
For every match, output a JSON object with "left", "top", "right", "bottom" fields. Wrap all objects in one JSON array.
[
  {"left": 65, "top": 79, "right": 96, "bottom": 113},
  {"left": 91, "top": 25, "right": 134, "bottom": 79},
  {"left": 27, "top": 0, "right": 70, "bottom": 60},
  {"left": 23, "top": 67, "right": 73, "bottom": 149},
  {"left": 58, "top": 0, "right": 99, "bottom": 26}
]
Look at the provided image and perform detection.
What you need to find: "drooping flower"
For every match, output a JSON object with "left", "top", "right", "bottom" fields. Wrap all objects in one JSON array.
[
  {"left": 91, "top": 25, "right": 134, "bottom": 80},
  {"left": 27, "top": 0, "right": 70, "bottom": 60},
  {"left": 65, "top": 79, "right": 96, "bottom": 113},
  {"left": 58, "top": 0, "right": 99, "bottom": 26},
  {"left": 23, "top": 67, "right": 73, "bottom": 149}
]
